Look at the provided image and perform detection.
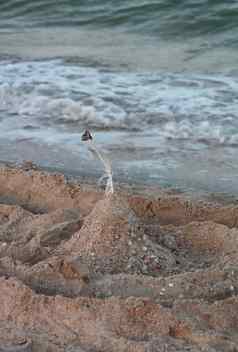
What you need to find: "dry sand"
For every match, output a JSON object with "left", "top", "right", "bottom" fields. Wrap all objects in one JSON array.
[{"left": 0, "top": 163, "right": 238, "bottom": 351}]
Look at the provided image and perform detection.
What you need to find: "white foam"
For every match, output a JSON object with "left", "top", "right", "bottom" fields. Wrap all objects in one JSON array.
[{"left": 0, "top": 59, "right": 238, "bottom": 148}]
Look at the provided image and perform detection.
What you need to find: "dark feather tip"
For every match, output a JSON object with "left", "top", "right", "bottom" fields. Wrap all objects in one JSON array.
[{"left": 81, "top": 130, "right": 93, "bottom": 141}]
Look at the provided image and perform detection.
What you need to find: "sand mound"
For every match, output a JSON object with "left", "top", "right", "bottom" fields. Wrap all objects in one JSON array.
[
  {"left": 0, "top": 277, "right": 178, "bottom": 352},
  {"left": 129, "top": 195, "right": 238, "bottom": 227},
  {"left": 0, "top": 205, "right": 82, "bottom": 265},
  {"left": 0, "top": 277, "right": 237, "bottom": 351},
  {"left": 62, "top": 195, "right": 176, "bottom": 275},
  {"left": 0, "top": 165, "right": 100, "bottom": 214},
  {"left": 0, "top": 165, "right": 237, "bottom": 351}
]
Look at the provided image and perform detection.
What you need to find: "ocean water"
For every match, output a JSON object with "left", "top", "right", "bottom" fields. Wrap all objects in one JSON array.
[{"left": 0, "top": 0, "right": 238, "bottom": 195}]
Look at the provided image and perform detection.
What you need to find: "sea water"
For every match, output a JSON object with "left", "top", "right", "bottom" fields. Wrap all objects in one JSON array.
[{"left": 0, "top": 0, "right": 238, "bottom": 195}]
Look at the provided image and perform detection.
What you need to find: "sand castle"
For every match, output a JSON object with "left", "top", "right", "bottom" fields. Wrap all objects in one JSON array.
[{"left": 0, "top": 136, "right": 237, "bottom": 350}]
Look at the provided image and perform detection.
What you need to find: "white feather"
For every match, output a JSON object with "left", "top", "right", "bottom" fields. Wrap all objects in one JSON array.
[{"left": 85, "top": 140, "right": 114, "bottom": 196}]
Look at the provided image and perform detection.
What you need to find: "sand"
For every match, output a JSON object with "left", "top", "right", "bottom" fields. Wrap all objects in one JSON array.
[{"left": 0, "top": 163, "right": 237, "bottom": 351}]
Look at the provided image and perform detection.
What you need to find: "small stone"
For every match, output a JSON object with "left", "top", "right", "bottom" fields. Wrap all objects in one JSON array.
[
  {"left": 230, "top": 285, "right": 234, "bottom": 291},
  {"left": 168, "top": 283, "right": 174, "bottom": 287},
  {"left": 142, "top": 246, "right": 147, "bottom": 251},
  {"left": 128, "top": 240, "right": 132, "bottom": 246}
]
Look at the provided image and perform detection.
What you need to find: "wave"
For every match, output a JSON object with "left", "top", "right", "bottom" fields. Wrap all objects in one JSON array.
[
  {"left": 0, "top": 0, "right": 238, "bottom": 40},
  {"left": 0, "top": 59, "right": 238, "bottom": 147}
]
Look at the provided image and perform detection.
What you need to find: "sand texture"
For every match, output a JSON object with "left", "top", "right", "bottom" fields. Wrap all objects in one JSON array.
[{"left": 0, "top": 165, "right": 238, "bottom": 351}]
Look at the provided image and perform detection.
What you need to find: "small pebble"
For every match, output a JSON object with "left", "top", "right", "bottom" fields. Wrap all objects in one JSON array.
[
  {"left": 168, "top": 283, "right": 174, "bottom": 287},
  {"left": 128, "top": 240, "right": 132, "bottom": 246},
  {"left": 142, "top": 246, "right": 147, "bottom": 251},
  {"left": 230, "top": 285, "right": 234, "bottom": 291}
]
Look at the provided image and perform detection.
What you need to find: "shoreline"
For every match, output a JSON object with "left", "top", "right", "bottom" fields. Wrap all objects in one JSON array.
[{"left": 1, "top": 159, "right": 238, "bottom": 207}]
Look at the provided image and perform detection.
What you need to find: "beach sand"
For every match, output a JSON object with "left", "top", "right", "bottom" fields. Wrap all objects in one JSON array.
[{"left": 0, "top": 163, "right": 237, "bottom": 351}]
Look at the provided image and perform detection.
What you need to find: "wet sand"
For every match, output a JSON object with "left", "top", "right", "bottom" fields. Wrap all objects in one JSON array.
[{"left": 0, "top": 163, "right": 238, "bottom": 351}]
